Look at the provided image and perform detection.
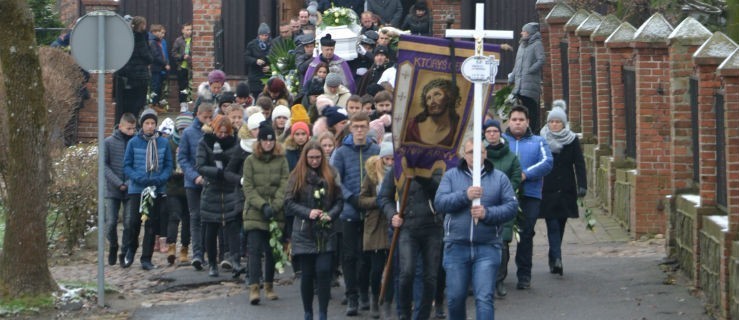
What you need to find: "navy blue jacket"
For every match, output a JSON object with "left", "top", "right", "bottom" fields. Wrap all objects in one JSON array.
[
  {"left": 178, "top": 117, "right": 204, "bottom": 189},
  {"left": 123, "top": 132, "right": 173, "bottom": 195},
  {"left": 330, "top": 134, "right": 379, "bottom": 221}
]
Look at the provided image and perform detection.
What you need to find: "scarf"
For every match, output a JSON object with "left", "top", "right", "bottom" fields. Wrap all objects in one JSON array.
[
  {"left": 142, "top": 132, "right": 160, "bottom": 173},
  {"left": 258, "top": 40, "right": 268, "bottom": 51},
  {"left": 540, "top": 125, "right": 576, "bottom": 154}
]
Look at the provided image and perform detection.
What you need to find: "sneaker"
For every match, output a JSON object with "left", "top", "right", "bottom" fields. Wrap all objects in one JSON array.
[
  {"left": 516, "top": 279, "right": 530, "bottom": 290},
  {"left": 141, "top": 260, "right": 156, "bottom": 271},
  {"left": 192, "top": 256, "right": 204, "bottom": 271},
  {"left": 345, "top": 299, "right": 359, "bottom": 316},
  {"left": 220, "top": 259, "right": 233, "bottom": 270}
]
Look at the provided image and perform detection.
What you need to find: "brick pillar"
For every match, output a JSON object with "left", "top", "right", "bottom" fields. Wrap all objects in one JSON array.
[
  {"left": 667, "top": 18, "right": 712, "bottom": 194},
  {"left": 428, "top": 0, "right": 462, "bottom": 37},
  {"left": 605, "top": 22, "right": 636, "bottom": 161},
  {"left": 544, "top": 3, "right": 574, "bottom": 109},
  {"left": 77, "top": 0, "right": 119, "bottom": 141},
  {"left": 692, "top": 32, "right": 738, "bottom": 208},
  {"left": 192, "top": 0, "right": 222, "bottom": 86},
  {"left": 536, "top": 0, "right": 556, "bottom": 109},
  {"left": 591, "top": 15, "right": 620, "bottom": 150},
  {"left": 575, "top": 13, "right": 603, "bottom": 138},
  {"left": 719, "top": 50, "right": 739, "bottom": 247},
  {"left": 564, "top": 9, "right": 589, "bottom": 132},
  {"left": 630, "top": 12, "right": 673, "bottom": 235}
]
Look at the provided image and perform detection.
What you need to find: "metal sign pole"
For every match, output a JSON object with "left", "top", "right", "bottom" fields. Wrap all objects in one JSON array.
[{"left": 95, "top": 12, "right": 106, "bottom": 308}]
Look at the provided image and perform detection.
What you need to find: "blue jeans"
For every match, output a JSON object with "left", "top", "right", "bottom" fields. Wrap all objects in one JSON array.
[
  {"left": 515, "top": 196, "right": 541, "bottom": 282},
  {"left": 546, "top": 218, "right": 567, "bottom": 264},
  {"left": 444, "top": 242, "right": 500, "bottom": 320}
]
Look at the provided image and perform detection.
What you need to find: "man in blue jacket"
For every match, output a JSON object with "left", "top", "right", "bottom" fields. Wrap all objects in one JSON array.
[
  {"left": 502, "top": 105, "right": 553, "bottom": 290},
  {"left": 330, "top": 112, "right": 379, "bottom": 316},
  {"left": 122, "top": 108, "right": 173, "bottom": 270},
  {"left": 178, "top": 103, "right": 214, "bottom": 270},
  {"left": 434, "top": 137, "right": 518, "bottom": 320}
]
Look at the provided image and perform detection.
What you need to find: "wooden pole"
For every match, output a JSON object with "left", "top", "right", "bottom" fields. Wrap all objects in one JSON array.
[{"left": 378, "top": 176, "right": 412, "bottom": 305}]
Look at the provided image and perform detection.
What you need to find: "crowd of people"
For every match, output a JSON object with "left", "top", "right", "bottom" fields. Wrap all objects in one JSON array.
[{"left": 101, "top": 1, "right": 587, "bottom": 319}]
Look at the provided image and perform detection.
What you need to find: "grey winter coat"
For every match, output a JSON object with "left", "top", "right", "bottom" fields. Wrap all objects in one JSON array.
[
  {"left": 510, "top": 31, "right": 545, "bottom": 102},
  {"left": 104, "top": 129, "right": 131, "bottom": 199},
  {"left": 367, "top": 0, "right": 404, "bottom": 27}
]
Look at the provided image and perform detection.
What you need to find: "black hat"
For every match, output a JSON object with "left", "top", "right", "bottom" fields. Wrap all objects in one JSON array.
[
  {"left": 296, "top": 34, "right": 315, "bottom": 46},
  {"left": 219, "top": 91, "right": 236, "bottom": 105},
  {"left": 366, "top": 83, "right": 384, "bottom": 97},
  {"left": 236, "top": 82, "right": 250, "bottom": 98},
  {"left": 320, "top": 34, "right": 336, "bottom": 47},
  {"left": 373, "top": 45, "right": 389, "bottom": 56},
  {"left": 257, "top": 121, "right": 276, "bottom": 141},
  {"left": 415, "top": 1, "right": 428, "bottom": 11},
  {"left": 364, "top": 30, "right": 379, "bottom": 42},
  {"left": 139, "top": 108, "right": 158, "bottom": 125},
  {"left": 308, "top": 78, "right": 325, "bottom": 96}
]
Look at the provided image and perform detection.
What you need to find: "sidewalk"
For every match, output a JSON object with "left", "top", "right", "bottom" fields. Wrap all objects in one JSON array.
[{"left": 128, "top": 195, "right": 710, "bottom": 319}]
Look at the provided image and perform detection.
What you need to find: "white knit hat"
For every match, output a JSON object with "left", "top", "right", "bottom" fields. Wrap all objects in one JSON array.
[
  {"left": 247, "top": 113, "right": 267, "bottom": 130},
  {"left": 271, "top": 105, "right": 291, "bottom": 121}
]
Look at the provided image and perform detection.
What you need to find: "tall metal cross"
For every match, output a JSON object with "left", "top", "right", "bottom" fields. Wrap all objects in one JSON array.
[{"left": 446, "top": 3, "right": 513, "bottom": 220}]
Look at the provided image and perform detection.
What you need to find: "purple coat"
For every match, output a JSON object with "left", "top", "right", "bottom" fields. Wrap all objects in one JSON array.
[{"left": 303, "top": 54, "right": 356, "bottom": 93}]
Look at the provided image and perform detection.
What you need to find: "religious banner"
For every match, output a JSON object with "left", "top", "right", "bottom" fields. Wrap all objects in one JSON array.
[{"left": 392, "top": 34, "right": 501, "bottom": 181}]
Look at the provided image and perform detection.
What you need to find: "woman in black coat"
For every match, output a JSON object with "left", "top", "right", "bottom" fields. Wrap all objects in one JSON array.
[
  {"left": 540, "top": 101, "right": 586, "bottom": 276},
  {"left": 285, "top": 140, "right": 342, "bottom": 320},
  {"left": 196, "top": 115, "right": 242, "bottom": 277},
  {"left": 115, "top": 16, "right": 153, "bottom": 124}
]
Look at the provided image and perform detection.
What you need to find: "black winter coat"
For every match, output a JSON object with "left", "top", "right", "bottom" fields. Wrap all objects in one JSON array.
[
  {"left": 286, "top": 168, "right": 343, "bottom": 255},
  {"left": 540, "top": 137, "right": 587, "bottom": 219},
  {"left": 118, "top": 31, "right": 152, "bottom": 82},
  {"left": 378, "top": 168, "right": 442, "bottom": 230},
  {"left": 244, "top": 38, "right": 271, "bottom": 93},
  {"left": 401, "top": 10, "right": 433, "bottom": 36},
  {"left": 196, "top": 133, "right": 242, "bottom": 224}
]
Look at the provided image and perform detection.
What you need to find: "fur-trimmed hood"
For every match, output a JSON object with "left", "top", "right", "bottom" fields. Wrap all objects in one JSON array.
[{"left": 197, "top": 81, "right": 233, "bottom": 102}]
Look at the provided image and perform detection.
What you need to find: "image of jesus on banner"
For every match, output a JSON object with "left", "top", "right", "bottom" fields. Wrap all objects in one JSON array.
[{"left": 392, "top": 34, "right": 499, "bottom": 182}]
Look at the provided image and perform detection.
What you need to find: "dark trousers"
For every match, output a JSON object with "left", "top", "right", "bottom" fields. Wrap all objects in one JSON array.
[
  {"left": 115, "top": 76, "right": 148, "bottom": 124},
  {"left": 519, "top": 95, "right": 541, "bottom": 135},
  {"left": 515, "top": 196, "right": 541, "bottom": 282},
  {"left": 546, "top": 218, "right": 568, "bottom": 264},
  {"left": 186, "top": 188, "right": 204, "bottom": 259},
  {"left": 166, "top": 194, "right": 190, "bottom": 246},
  {"left": 176, "top": 68, "right": 190, "bottom": 103},
  {"left": 397, "top": 226, "right": 442, "bottom": 320},
  {"left": 342, "top": 220, "right": 370, "bottom": 301},
  {"left": 497, "top": 241, "right": 510, "bottom": 283},
  {"left": 158, "top": 195, "right": 169, "bottom": 237},
  {"left": 299, "top": 253, "right": 333, "bottom": 315},
  {"left": 247, "top": 229, "right": 275, "bottom": 285},
  {"left": 105, "top": 197, "right": 125, "bottom": 249},
  {"left": 205, "top": 220, "right": 241, "bottom": 266},
  {"left": 366, "top": 249, "right": 388, "bottom": 301},
  {"left": 150, "top": 71, "right": 163, "bottom": 104},
  {"left": 122, "top": 194, "right": 162, "bottom": 263}
]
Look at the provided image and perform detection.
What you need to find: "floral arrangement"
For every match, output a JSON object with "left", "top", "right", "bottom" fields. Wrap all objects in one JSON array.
[
  {"left": 321, "top": 6, "right": 358, "bottom": 27},
  {"left": 269, "top": 219, "right": 290, "bottom": 273},
  {"left": 313, "top": 183, "right": 333, "bottom": 252},
  {"left": 265, "top": 39, "right": 300, "bottom": 95},
  {"left": 139, "top": 186, "right": 157, "bottom": 222}
]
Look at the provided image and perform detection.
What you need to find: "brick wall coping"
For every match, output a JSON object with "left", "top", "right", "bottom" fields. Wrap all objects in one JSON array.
[
  {"left": 633, "top": 13, "right": 673, "bottom": 43},
  {"left": 693, "top": 32, "right": 738, "bottom": 65},
  {"left": 575, "top": 13, "right": 603, "bottom": 37},
  {"left": 717, "top": 48, "right": 739, "bottom": 76},
  {"left": 564, "top": 9, "right": 590, "bottom": 32},
  {"left": 535, "top": 0, "right": 556, "bottom": 10},
  {"left": 668, "top": 17, "right": 712, "bottom": 47},
  {"left": 544, "top": 2, "right": 575, "bottom": 25},
  {"left": 591, "top": 14, "right": 621, "bottom": 42},
  {"left": 81, "top": 0, "right": 119, "bottom": 7},
  {"left": 605, "top": 22, "right": 636, "bottom": 48}
]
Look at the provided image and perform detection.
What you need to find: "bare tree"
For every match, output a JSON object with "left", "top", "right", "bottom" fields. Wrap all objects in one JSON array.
[{"left": 0, "top": 0, "right": 57, "bottom": 298}]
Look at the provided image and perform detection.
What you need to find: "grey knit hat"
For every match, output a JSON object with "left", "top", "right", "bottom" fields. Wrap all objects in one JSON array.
[
  {"left": 258, "top": 22, "right": 271, "bottom": 35},
  {"left": 522, "top": 22, "right": 539, "bottom": 34},
  {"left": 547, "top": 99, "right": 568, "bottom": 126},
  {"left": 325, "top": 73, "right": 343, "bottom": 88},
  {"left": 139, "top": 108, "right": 158, "bottom": 125}
]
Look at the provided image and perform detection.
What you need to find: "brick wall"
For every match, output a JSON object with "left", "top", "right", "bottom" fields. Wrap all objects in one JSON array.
[
  {"left": 605, "top": 31, "right": 634, "bottom": 161},
  {"left": 576, "top": 15, "right": 600, "bottom": 138},
  {"left": 544, "top": 3, "right": 574, "bottom": 113},
  {"left": 591, "top": 15, "right": 620, "bottom": 149},
  {"left": 428, "top": 0, "right": 462, "bottom": 37},
  {"left": 59, "top": 0, "right": 80, "bottom": 25},
  {"left": 719, "top": 55, "right": 739, "bottom": 241},
  {"left": 536, "top": 1, "right": 555, "bottom": 109},
  {"left": 564, "top": 10, "right": 588, "bottom": 131},
  {"left": 191, "top": 0, "right": 222, "bottom": 86}
]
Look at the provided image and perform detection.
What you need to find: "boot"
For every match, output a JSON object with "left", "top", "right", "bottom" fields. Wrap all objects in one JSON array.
[
  {"left": 209, "top": 264, "right": 219, "bottom": 277},
  {"left": 370, "top": 296, "right": 380, "bottom": 319},
  {"left": 359, "top": 292, "right": 370, "bottom": 310},
  {"left": 167, "top": 244, "right": 177, "bottom": 265},
  {"left": 496, "top": 281, "right": 508, "bottom": 297},
  {"left": 346, "top": 297, "right": 359, "bottom": 316},
  {"left": 159, "top": 237, "right": 168, "bottom": 253},
  {"left": 265, "top": 282, "right": 279, "bottom": 300},
  {"left": 108, "top": 245, "right": 118, "bottom": 266},
  {"left": 381, "top": 301, "right": 393, "bottom": 320},
  {"left": 249, "top": 284, "right": 261, "bottom": 305},
  {"left": 179, "top": 246, "right": 189, "bottom": 264}
]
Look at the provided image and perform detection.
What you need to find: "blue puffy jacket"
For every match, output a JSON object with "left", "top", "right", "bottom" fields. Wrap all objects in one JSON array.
[
  {"left": 330, "top": 134, "right": 380, "bottom": 221},
  {"left": 502, "top": 128, "right": 553, "bottom": 199},
  {"left": 435, "top": 159, "right": 518, "bottom": 245},
  {"left": 123, "top": 132, "right": 173, "bottom": 194},
  {"left": 178, "top": 117, "right": 204, "bottom": 189}
]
